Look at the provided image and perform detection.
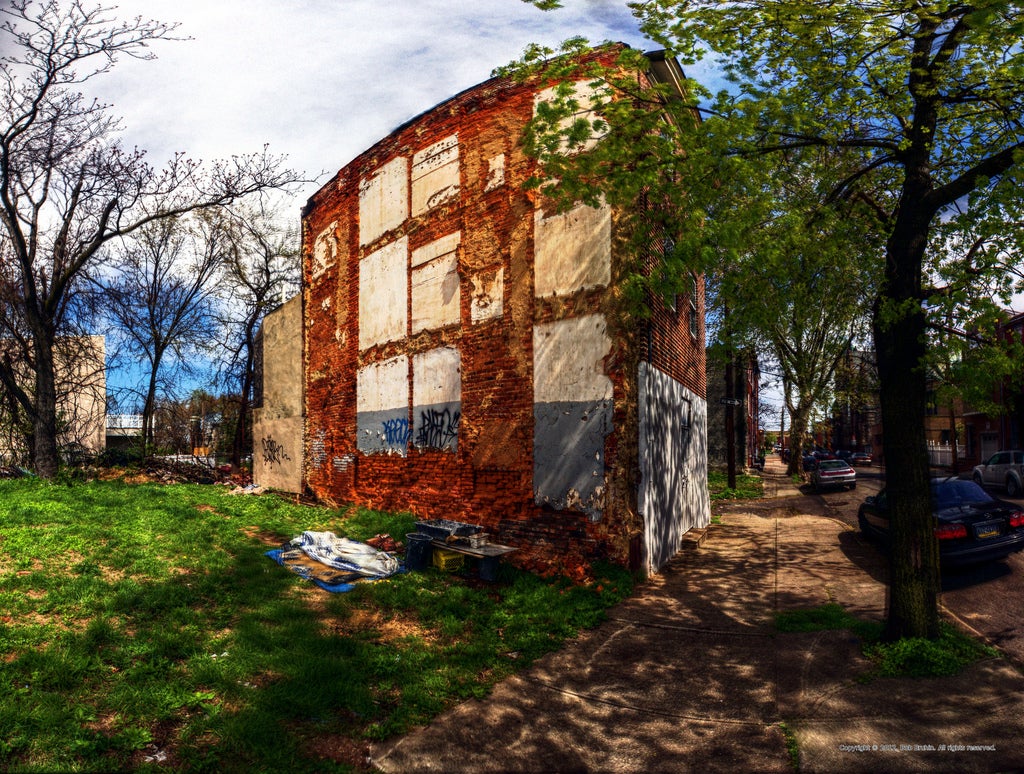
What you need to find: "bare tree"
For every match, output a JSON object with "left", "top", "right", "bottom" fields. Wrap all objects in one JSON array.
[
  {"left": 97, "top": 211, "right": 227, "bottom": 452},
  {"left": 215, "top": 200, "right": 300, "bottom": 468},
  {"left": 0, "top": 0, "right": 302, "bottom": 477}
]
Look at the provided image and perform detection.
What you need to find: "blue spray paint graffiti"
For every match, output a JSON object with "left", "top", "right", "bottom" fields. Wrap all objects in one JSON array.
[{"left": 382, "top": 417, "right": 411, "bottom": 446}]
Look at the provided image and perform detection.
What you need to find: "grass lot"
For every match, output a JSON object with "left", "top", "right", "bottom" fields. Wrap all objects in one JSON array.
[
  {"left": 0, "top": 477, "right": 632, "bottom": 773},
  {"left": 707, "top": 469, "right": 764, "bottom": 501}
]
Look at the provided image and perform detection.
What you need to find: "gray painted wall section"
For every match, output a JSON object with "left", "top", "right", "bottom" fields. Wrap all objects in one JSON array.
[
  {"left": 533, "top": 400, "right": 612, "bottom": 518},
  {"left": 638, "top": 362, "right": 710, "bottom": 573},
  {"left": 357, "top": 409, "right": 411, "bottom": 455},
  {"left": 412, "top": 401, "right": 461, "bottom": 451}
]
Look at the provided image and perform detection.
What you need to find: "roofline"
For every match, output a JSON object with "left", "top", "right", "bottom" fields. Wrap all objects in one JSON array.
[{"left": 304, "top": 45, "right": 690, "bottom": 216}]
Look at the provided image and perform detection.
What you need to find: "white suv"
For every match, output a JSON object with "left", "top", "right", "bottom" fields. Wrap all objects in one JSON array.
[{"left": 973, "top": 450, "right": 1024, "bottom": 497}]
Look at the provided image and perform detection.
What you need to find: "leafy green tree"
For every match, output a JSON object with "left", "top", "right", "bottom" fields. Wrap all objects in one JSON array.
[{"left": 515, "top": 0, "right": 1024, "bottom": 639}]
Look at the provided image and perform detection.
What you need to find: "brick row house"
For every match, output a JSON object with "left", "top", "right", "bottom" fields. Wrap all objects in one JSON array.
[{"left": 255, "top": 47, "right": 709, "bottom": 576}]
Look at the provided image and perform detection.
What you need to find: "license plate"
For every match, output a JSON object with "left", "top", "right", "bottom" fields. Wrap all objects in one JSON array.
[{"left": 976, "top": 525, "right": 1000, "bottom": 539}]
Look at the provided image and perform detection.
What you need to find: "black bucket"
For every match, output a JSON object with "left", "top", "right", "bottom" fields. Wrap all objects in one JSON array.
[{"left": 405, "top": 533, "right": 432, "bottom": 571}]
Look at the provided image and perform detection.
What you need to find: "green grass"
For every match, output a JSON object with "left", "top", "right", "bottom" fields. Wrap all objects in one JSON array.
[
  {"left": 0, "top": 477, "right": 633, "bottom": 772},
  {"left": 707, "top": 470, "right": 764, "bottom": 500},
  {"left": 775, "top": 603, "right": 997, "bottom": 679}
]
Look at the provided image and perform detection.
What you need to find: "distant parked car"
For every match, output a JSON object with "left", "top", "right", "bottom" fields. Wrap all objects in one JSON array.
[
  {"left": 973, "top": 450, "right": 1024, "bottom": 497},
  {"left": 810, "top": 459, "right": 857, "bottom": 492},
  {"left": 802, "top": 454, "right": 818, "bottom": 471},
  {"left": 858, "top": 478, "right": 1024, "bottom": 568},
  {"left": 850, "top": 452, "right": 873, "bottom": 467},
  {"left": 835, "top": 450, "right": 853, "bottom": 461}
]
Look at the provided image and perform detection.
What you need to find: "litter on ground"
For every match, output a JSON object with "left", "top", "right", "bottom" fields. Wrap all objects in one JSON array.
[{"left": 265, "top": 530, "right": 402, "bottom": 592}]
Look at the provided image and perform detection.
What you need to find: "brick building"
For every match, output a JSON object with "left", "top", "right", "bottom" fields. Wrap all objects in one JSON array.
[{"left": 295, "top": 47, "right": 708, "bottom": 576}]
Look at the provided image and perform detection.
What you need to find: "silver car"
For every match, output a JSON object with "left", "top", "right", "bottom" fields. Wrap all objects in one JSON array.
[
  {"left": 811, "top": 459, "right": 857, "bottom": 492},
  {"left": 973, "top": 450, "right": 1024, "bottom": 497}
]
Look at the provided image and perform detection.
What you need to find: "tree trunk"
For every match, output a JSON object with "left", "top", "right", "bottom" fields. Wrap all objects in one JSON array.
[
  {"left": 875, "top": 217, "right": 941, "bottom": 641},
  {"left": 786, "top": 402, "right": 810, "bottom": 477},
  {"left": 142, "top": 369, "right": 159, "bottom": 453},
  {"left": 32, "top": 336, "right": 59, "bottom": 479}
]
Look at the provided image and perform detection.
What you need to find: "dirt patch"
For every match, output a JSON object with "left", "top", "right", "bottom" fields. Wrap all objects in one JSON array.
[
  {"left": 241, "top": 526, "right": 286, "bottom": 546},
  {"left": 337, "top": 607, "right": 436, "bottom": 644},
  {"left": 299, "top": 732, "right": 372, "bottom": 770}
]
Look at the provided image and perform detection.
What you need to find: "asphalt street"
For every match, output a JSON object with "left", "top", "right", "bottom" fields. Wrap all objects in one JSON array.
[{"left": 804, "top": 461, "right": 1024, "bottom": 665}]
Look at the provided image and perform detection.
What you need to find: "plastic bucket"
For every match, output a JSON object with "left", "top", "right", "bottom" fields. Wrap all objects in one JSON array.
[{"left": 405, "top": 533, "right": 433, "bottom": 571}]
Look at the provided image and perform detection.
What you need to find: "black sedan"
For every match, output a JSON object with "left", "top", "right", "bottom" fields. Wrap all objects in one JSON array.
[{"left": 857, "top": 478, "right": 1024, "bottom": 568}]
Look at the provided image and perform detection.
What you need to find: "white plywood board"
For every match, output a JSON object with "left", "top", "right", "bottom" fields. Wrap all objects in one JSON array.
[
  {"left": 358, "top": 237, "right": 408, "bottom": 350},
  {"left": 356, "top": 355, "right": 409, "bottom": 413},
  {"left": 533, "top": 314, "right": 612, "bottom": 404},
  {"left": 411, "top": 232, "right": 461, "bottom": 333},
  {"left": 533, "top": 80, "right": 606, "bottom": 154},
  {"left": 534, "top": 201, "right": 611, "bottom": 297},
  {"left": 359, "top": 157, "right": 409, "bottom": 246},
  {"left": 413, "top": 347, "right": 461, "bottom": 406},
  {"left": 412, "top": 135, "right": 460, "bottom": 215}
]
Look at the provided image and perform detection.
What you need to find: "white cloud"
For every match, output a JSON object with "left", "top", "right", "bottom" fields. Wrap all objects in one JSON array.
[{"left": 83, "top": 0, "right": 652, "bottom": 210}]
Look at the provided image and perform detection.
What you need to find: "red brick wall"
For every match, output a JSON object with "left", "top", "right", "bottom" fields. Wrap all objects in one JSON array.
[{"left": 301, "top": 51, "right": 703, "bottom": 577}]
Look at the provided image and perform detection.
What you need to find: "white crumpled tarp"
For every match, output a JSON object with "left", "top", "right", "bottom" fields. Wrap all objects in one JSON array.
[{"left": 288, "top": 530, "right": 400, "bottom": 579}]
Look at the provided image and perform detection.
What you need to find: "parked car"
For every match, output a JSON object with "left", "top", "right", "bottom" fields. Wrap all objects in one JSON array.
[
  {"left": 835, "top": 450, "right": 853, "bottom": 461},
  {"left": 857, "top": 478, "right": 1024, "bottom": 568},
  {"left": 850, "top": 452, "right": 873, "bottom": 467},
  {"left": 972, "top": 450, "right": 1024, "bottom": 497},
  {"left": 810, "top": 459, "right": 857, "bottom": 492},
  {"left": 802, "top": 454, "right": 818, "bottom": 471}
]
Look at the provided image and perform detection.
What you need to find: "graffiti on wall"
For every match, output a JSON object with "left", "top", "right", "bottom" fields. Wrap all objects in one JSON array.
[
  {"left": 382, "top": 417, "right": 411, "bottom": 446},
  {"left": 414, "top": 407, "right": 460, "bottom": 450},
  {"left": 261, "top": 436, "right": 291, "bottom": 466}
]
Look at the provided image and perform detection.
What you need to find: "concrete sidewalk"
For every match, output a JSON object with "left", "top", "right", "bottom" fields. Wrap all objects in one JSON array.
[{"left": 370, "top": 464, "right": 1024, "bottom": 773}]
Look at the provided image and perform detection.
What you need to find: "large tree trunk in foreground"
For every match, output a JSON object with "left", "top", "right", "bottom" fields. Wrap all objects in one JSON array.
[{"left": 874, "top": 214, "right": 941, "bottom": 641}]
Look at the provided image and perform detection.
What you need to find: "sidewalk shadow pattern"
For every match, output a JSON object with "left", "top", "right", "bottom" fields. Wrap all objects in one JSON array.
[{"left": 371, "top": 477, "right": 1024, "bottom": 773}]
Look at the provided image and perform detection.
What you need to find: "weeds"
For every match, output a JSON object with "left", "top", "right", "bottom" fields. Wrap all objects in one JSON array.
[
  {"left": 774, "top": 603, "right": 997, "bottom": 679},
  {"left": 707, "top": 470, "right": 764, "bottom": 500}
]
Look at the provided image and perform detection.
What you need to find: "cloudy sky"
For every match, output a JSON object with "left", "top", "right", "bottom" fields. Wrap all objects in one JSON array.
[{"left": 86, "top": 0, "right": 671, "bottom": 213}]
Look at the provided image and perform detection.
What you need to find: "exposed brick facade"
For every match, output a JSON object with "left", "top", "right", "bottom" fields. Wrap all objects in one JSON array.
[{"left": 300, "top": 49, "right": 707, "bottom": 577}]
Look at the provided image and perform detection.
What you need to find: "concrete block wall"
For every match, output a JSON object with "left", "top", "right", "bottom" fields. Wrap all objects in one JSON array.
[{"left": 252, "top": 295, "right": 304, "bottom": 492}]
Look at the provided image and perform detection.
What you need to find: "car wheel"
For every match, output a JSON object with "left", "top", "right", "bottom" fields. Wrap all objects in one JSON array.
[
  {"left": 849, "top": 482, "right": 857, "bottom": 490},
  {"left": 857, "top": 510, "right": 871, "bottom": 538},
  {"left": 974, "top": 473, "right": 984, "bottom": 487},
  {"left": 1008, "top": 477, "right": 1021, "bottom": 498}
]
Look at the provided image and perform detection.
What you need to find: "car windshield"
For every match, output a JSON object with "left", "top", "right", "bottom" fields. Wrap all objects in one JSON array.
[
  {"left": 819, "top": 460, "right": 850, "bottom": 471},
  {"left": 931, "top": 479, "right": 994, "bottom": 509}
]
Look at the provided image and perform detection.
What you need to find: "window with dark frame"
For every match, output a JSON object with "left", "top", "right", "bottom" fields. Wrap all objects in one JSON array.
[
  {"left": 662, "top": 235, "right": 677, "bottom": 313},
  {"left": 688, "top": 273, "right": 698, "bottom": 338}
]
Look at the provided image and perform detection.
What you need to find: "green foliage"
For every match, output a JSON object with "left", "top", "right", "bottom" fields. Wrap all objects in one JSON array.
[
  {"left": 707, "top": 470, "right": 764, "bottom": 500},
  {"left": 775, "top": 603, "right": 883, "bottom": 642},
  {"left": 775, "top": 604, "right": 996, "bottom": 679},
  {"left": 865, "top": 623, "right": 1000, "bottom": 679},
  {"left": 777, "top": 721, "right": 800, "bottom": 770},
  {"left": 512, "top": 0, "right": 1024, "bottom": 641},
  {"left": 0, "top": 479, "right": 630, "bottom": 771}
]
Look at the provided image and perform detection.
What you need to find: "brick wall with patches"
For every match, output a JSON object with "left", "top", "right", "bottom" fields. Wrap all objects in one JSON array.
[{"left": 300, "top": 47, "right": 708, "bottom": 576}]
